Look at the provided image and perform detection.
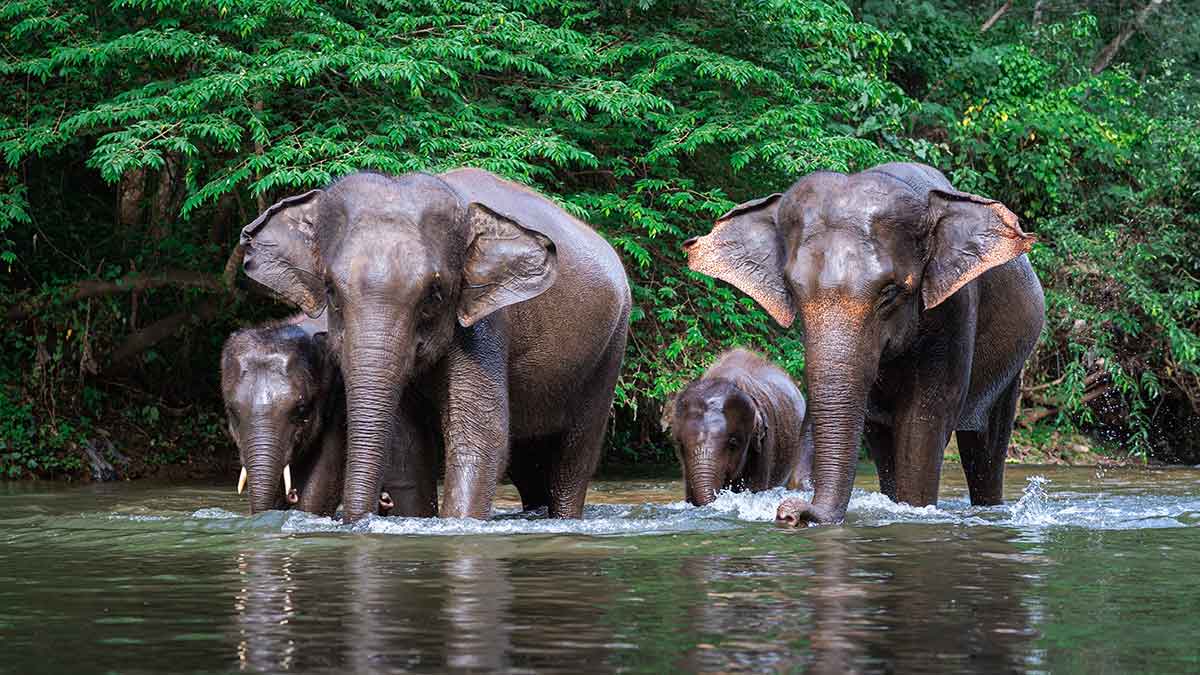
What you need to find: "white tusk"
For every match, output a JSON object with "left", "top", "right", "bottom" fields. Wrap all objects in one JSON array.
[
  {"left": 237, "top": 466, "right": 247, "bottom": 495},
  {"left": 283, "top": 464, "right": 292, "bottom": 495}
]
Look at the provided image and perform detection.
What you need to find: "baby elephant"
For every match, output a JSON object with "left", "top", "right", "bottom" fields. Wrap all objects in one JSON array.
[
  {"left": 664, "top": 348, "right": 813, "bottom": 506},
  {"left": 221, "top": 312, "right": 347, "bottom": 516},
  {"left": 222, "top": 312, "right": 440, "bottom": 517}
]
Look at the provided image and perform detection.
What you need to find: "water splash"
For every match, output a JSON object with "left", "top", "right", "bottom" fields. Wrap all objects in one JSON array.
[
  {"left": 1010, "top": 475, "right": 1053, "bottom": 526},
  {"left": 27, "top": 471, "right": 1200, "bottom": 538}
]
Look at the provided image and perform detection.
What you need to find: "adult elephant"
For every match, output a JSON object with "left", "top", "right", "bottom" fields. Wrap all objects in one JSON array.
[
  {"left": 240, "top": 169, "right": 631, "bottom": 522},
  {"left": 684, "top": 162, "right": 1044, "bottom": 526}
]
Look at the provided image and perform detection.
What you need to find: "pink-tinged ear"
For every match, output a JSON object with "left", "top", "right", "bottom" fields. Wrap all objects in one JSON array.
[
  {"left": 458, "top": 202, "right": 558, "bottom": 328},
  {"left": 683, "top": 194, "right": 795, "bottom": 327},
  {"left": 922, "top": 189, "right": 1035, "bottom": 310},
  {"left": 240, "top": 189, "right": 326, "bottom": 317}
]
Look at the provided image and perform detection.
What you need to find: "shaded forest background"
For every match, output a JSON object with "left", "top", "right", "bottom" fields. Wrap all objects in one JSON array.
[{"left": 1, "top": 0, "right": 1197, "bottom": 479}]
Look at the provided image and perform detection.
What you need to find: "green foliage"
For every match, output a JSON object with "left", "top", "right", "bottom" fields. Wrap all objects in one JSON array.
[
  {"left": 869, "top": 0, "right": 1200, "bottom": 459},
  {"left": 1, "top": 0, "right": 1197, "bottom": 474},
  {"left": 2, "top": 0, "right": 912, "bottom": 469}
]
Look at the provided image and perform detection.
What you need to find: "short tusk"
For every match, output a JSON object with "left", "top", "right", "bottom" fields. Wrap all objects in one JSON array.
[
  {"left": 237, "top": 466, "right": 247, "bottom": 495},
  {"left": 283, "top": 464, "right": 292, "bottom": 495}
]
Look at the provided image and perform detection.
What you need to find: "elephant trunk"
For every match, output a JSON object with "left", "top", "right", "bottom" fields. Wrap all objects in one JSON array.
[
  {"left": 342, "top": 338, "right": 413, "bottom": 523},
  {"left": 686, "top": 453, "right": 723, "bottom": 506},
  {"left": 245, "top": 429, "right": 285, "bottom": 515},
  {"left": 778, "top": 322, "right": 874, "bottom": 526}
]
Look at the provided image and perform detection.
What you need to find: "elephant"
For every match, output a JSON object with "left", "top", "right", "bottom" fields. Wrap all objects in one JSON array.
[
  {"left": 683, "top": 162, "right": 1044, "bottom": 526},
  {"left": 662, "top": 348, "right": 813, "bottom": 505},
  {"left": 220, "top": 312, "right": 438, "bottom": 517},
  {"left": 239, "top": 168, "right": 631, "bottom": 522}
]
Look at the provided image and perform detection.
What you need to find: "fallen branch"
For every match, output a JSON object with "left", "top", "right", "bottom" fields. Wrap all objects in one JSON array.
[
  {"left": 1019, "top": 383, "right": 1113, "bottom": 427},
  {"left": 1023, "top": 370, "right": 1109, "bottom": 398},
  {"left": 105, "top": 299, "right": 220, "bottom": 369},
  {"left": 6, "top": 270, "right": 225, "bottom": 321}
]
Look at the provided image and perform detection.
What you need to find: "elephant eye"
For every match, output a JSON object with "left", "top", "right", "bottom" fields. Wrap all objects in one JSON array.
[
  {"left": 878, "top": 283, "right": 904, "bottom": 309},
  {"left": 292, "top": 401, "right": 310, "bottom": 423},
  {"left": 727, "top": 435, "right": 740, "bottom": 447},
  {"left": 420, "top": 283, "right": 443, "bottom": 318},
  {"left": 325, "top": 280, "right": 339, "bottom": 312}
]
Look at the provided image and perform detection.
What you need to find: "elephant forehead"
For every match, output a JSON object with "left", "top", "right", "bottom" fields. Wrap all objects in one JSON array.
[
  {"left": 790, "top": 230, "right": 892, "bottom": 295},
  {"left": 784, "top": 173, "right": 920, "bottom": 236},
  {"left": 236, "top": 354, "right": 306, "bottom": 396},
  {"left": 334, "top": 235, "right": 440, "bottom": 291}
]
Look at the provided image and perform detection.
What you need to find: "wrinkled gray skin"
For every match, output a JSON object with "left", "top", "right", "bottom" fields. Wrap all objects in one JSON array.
[
  {"left": 220, "top": 312, "right": 438, "bottom": 517},
  {"left": 220, "top": 312, "right": 345, "bottom": 515},
  {"left": 663, "top": 348, "right": 814, "bottom": 506},
  {"left": 239, "top": 169, "right": 630, "bottom": 522},
  {"left": 684, "top": 162, "right": 1044, "bottom": 526}
]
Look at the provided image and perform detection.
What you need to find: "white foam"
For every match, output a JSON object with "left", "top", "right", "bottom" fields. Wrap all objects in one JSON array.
[{"left": 103, "top": 475, "right": 1200, "bottom": 535}]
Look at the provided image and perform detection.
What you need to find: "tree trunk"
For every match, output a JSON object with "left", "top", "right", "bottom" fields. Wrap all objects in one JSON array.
[{"left": 117, "top": 167, "right": 146, "bottom": 230}]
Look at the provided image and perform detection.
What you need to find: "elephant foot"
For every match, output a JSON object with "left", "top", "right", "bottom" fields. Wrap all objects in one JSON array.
[
  {"left": 379, "top": 491, "right": 395, "bottom": 515},
  {"left": 775, "top": 498, "right": 843, "bottom": 528}
]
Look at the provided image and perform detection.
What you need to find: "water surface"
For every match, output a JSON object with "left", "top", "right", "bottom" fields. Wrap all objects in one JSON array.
[{"left": 2, "top": 465, "right": 1198, "bottom": 673}]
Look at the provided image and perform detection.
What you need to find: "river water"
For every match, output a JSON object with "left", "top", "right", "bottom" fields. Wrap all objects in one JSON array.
[{"left": 1, "top": 464, "right": 1198, "bottom": 674}]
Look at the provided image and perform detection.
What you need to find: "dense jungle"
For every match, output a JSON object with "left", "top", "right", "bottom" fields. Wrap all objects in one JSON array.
[{"left": 2, "top": 0, "right": 1198, "bottom": 480}]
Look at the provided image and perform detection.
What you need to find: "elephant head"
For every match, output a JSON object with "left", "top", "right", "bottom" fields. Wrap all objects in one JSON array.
[
  {"left": 220, "top": 320, "right": 335, "bottom": 514},
  {"left": 664, "top": 379, "right": 763, "bottom": 506},
  {"left": 239, "top": 172, "right": 558, "bottom": 522},
  {"left": 684, "top": 162, "right": 1034, "bottom": 525}
]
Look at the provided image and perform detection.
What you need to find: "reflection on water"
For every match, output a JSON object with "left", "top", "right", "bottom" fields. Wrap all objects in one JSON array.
[{"left": 1, "top": 465, "right": 1199, "bottom": 673}]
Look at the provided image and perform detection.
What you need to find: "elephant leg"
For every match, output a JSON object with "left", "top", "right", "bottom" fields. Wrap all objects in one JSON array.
[
  {"left": 508, "top": 436, "right": 553, "bottom": 512},
  {"left": 889, "top": 332, "right": 973, "bottom": 507},
  {"left": 958, "top": 379, "right": 1019, "bottom": 506},
  {"left": 544, "top": 330, "right": 624, "bottom": 519},
  {"left": 294, "top": 422, "right": 346, "bottom": 517},
  {"left": 382, "top": 398, "right": 440, "bottom": 517},
  {"left": 864, "top": 422, "right": 896, "bottom": 501},
  {"left": 786, "top": 417, "right": 816, "bottom": 491},
  {"left": 440, "top": 321, "right": 510, "bottom": 519},
  {"left": 547, "top": 418, "right": 603, "bottom": 519}
]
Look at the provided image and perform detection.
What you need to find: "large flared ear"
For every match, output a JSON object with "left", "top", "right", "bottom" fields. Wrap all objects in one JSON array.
[
  {"left": 239, "top": 189, "right": 326, "bottom": 317},
  {"left": 457, "top": 203, "right": 558, "bottom": 327},
  {"left": 922, "top": 189, "right": 1035, "bottom": 310},
  {"left": 682, "top": 194, "right": 795, "bottom": 327}
]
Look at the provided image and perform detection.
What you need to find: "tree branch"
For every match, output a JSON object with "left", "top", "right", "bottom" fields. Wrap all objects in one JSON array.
[
  {"left": 980, "top": 0, "right": 1013, "bottom": 32},
  {"left": 5, "top": 270, "right": 226, "bottom": 321},
  {"left": 105, "top": 299, "right": 220, "bottom": 370},
  {"left": 1092, "top": 0, "right": 1167, "bottom": 74},
  {"left": 1019, "top": 384, "right": 1113, "bottom": 427}
]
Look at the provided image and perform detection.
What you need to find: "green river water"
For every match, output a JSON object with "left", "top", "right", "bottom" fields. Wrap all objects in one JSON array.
[{"left": 2, "top": 464, "right": 1199, "bottom": 674}]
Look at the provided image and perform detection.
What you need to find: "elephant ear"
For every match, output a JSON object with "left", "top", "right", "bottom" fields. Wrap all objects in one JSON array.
[
  {"left": 683, "top": 194, "right": 795, "bottom": 327},
  {"left": 458, "top": 203, "right": 558, "bottom": 328},
  {"left": 724, "top": 390, "right": 766, "bottom": 452},
  {"left": 240, "top": 189, "right": 326, "bottom": 317},
  {"left": 922, "top": 189, "right": 1035, "bottom": 310}
]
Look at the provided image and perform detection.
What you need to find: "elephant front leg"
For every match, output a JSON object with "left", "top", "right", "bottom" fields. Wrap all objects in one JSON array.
[
  {"left": 294, "top": 421, "right": 346, "bottom": 517},
  {"left": 438, "top": 322, "right": 510, "bottom": 519},
  {"left": 888, "top": 333, "right": 972, "bottom": 507},
  {"left": 382, "top": 394, "right": 440, "bottom": 517}
]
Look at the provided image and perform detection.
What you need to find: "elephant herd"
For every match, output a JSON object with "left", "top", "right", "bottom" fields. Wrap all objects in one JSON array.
[{"left": 220, "top": 162, "right": 1044, "bottom": 527}]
